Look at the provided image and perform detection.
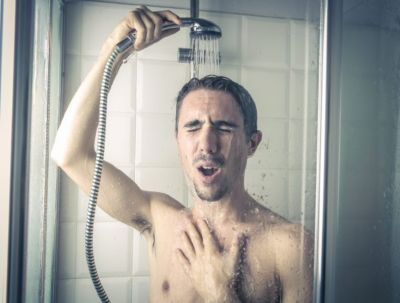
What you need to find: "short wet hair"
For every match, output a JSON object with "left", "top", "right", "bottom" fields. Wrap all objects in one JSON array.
[{"left": 175, "top": 75, "right": 258, "bottom": 139}]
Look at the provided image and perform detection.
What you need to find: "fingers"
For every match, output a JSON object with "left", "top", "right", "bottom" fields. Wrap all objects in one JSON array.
[
  {"left": 125, "top": 6, "right": 181, "bottom": 50},
  {"left": 157, "top": 9, "right": 182, "bottom": 25},
  {"left": 197, "top": 219, "right": 218, "bottom": 254},
  {"left": 136, "top": 8, "right": 156, "bottom": 44},
  {"left": 181, "top": 231, "right": 196, "bottom": 260},
  {"left": 176, "top": 249, "right": 191, "bottom": 276},
  {"left": 185, "top": 219, "right": 204, "bottom": 253}
]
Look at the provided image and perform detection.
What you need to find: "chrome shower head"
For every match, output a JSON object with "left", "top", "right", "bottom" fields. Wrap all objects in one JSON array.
[{"left": 164, "top": 17, "right": 222, "bottom": 38}]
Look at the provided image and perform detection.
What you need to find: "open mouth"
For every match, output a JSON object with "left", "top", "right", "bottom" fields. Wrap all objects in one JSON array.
[{"left": 198, "top": 166, "right": 219, "bottom": 176}]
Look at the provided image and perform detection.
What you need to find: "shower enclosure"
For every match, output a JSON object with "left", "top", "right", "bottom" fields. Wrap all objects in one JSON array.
[{"left": 1, "top": 0, "right": 399, "bottom": 302}]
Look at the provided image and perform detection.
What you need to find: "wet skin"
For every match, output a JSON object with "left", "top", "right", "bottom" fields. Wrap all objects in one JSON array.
[
  {"left": 51, "top": 7, "right": 314, "bottom": 301},
  {"left": 141, "top": 89, "right": 313, "bottom": 302}
]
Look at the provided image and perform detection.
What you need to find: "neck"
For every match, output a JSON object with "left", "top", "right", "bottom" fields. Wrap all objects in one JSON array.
[{"left": 191, "top": 188, "right": 252, "bottom": 225}]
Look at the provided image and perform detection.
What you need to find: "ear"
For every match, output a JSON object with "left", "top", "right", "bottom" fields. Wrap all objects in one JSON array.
[{"left": 247, "top": 130, "right": 262, "bottom": 157}]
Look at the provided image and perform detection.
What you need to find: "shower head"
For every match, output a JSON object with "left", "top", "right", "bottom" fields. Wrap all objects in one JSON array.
[
  {"left": 164, "top": 17, "right": 222, "bottom": 38},
  {"left": 116, "top": 17, "right": 221, "bottom": 52}
]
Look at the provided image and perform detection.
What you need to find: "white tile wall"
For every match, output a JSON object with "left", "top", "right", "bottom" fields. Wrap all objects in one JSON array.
[
  {"left": 59, "top": 1, "right": 319, "bottom": 301},
  {"left": 137, "top": 60, "right": 189, "bottom": 114},
  {"left": 247, "top": 118, "right": 289, "bottom": 170},
  {"left": 135, "top": 167, "right": 185, "bottom": 202},
  {"left": 75, "top": 277, "right": 132, "bottom": 302},
  {"left": 135, "top": 113, "right": 179, "bottom": 166},
  {"left": 75, "top": 222, "right": 133, "bottom": 278},
  {"left": 245, "top": 169, "right": 289, "bottom": 217},
  {"left": 242, "top": 68, "right": 289, "bottom": 118},
  {"left": 291, "top": 21, "right": 319, "bottom": 70},
  {"left": 132, "top": 231, "right": 150, "bottom": 275},
  {"left": 242, "top": 17, "right": 290, "bottom": 68},
  {"left": 132, "top": 277, "right": 150, "bottom": 303}
]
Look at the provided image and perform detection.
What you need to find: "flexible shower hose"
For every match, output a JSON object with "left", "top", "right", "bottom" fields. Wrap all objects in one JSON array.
[
  {"left": 84, "top": 18, "right": 219, "bottom": 301},
  {"left": 85, "top": 34, "right": 135, "bottom": 303}
]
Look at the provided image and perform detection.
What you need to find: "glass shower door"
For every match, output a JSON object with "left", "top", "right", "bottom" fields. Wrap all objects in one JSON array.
[{"left": 324, "top": 0, "right": 400, "bottom": 302}]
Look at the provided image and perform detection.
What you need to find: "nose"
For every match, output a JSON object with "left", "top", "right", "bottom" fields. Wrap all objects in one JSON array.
[{"left": 198, "top": 126, "right": 218, "bottom": 154}]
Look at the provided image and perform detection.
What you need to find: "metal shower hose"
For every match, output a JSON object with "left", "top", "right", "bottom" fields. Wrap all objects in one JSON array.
[{"left": 85, "top": 34, "right": 135, "bottom": 302}]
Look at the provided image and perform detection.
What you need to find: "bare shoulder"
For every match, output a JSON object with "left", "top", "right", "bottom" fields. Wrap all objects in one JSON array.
[
  {"left": 252, "top": 205, "right": 314, "bottom": 268},
  {"left": 147, "top": 191, "right": 186, "bottom": 224},
  {"left": 269, "top": 219, "right": 314, "bottom": 293},
  {"left": 269, "top": 220, "right": 314, "bottom": 260}
]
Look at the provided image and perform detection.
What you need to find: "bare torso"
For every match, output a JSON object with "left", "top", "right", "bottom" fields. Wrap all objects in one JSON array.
[{"left": 145, "top": 197, "right": 291, "bottom": 303}]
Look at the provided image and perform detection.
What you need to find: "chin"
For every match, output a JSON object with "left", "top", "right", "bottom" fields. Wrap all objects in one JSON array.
[{"left": 194, "top": 183, "right": 228, "bottom": 202}]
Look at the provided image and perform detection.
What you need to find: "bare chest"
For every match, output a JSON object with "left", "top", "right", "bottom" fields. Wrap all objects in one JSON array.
[{"left": 147, "top": 227, "right": 281, "bottom": 303}]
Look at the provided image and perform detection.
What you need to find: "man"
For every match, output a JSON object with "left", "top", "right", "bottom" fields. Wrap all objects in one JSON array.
[{"left": 52, "top": 6, "right": 313, "bottom": 303}]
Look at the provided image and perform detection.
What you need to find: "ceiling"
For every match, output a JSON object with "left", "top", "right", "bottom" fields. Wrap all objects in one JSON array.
[{"left": 64, "top": 0, "right": 321, "bottom": 20}]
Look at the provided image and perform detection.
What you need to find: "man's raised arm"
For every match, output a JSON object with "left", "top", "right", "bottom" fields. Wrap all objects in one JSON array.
[{"left": 51, "top": 6, "right": 181, "bottom": 234}]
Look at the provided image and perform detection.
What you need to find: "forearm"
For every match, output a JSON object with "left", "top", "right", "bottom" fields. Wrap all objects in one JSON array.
[{"left": 52, "top": 7, "right": 181, "bottom": 168}]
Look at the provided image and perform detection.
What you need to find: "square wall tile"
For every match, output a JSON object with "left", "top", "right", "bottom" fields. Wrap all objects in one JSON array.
[
  {"left": 108, "top": 59, "right": 137, "bottom": 112},
  {"left": 245, "top": 169, "right": 288, "bottom": 218},
  {"left": 76, "top": 222, "right": 133, "bottom": 277},
  {"left": 102, "top": 113, "right": 135, "bottom": 166},
  {"left": 200, "top": 12, "right": 242, "bottom": 64},
  {"left": 288, "top": 170, "right": 316, "bottom": 222},
  {"left": 247, "top": 118, "right": 288, "bottom": 170},
  {"left": 75, "top": 277, "right": 132, "bottom": 303},
  {"left": 57, "top": 279, "right": 75, "bottom": 303},
  {"left": 132, "top": 276, "right": 150, "bottom": 303},
  {"left": 242, "top": 67, "right": 289, "bottom": 118},
  {"left": 288, "top": 119, "right": 317, "bottom": 170},
  {"left": 80, "top": 55, "right": 136, "bottom": 112},
  {"left": 135, "top": 113, "right": 180, "bottom": 166},
  {"left": 219, "top": 64, "right": 241, "bottom": 82},
  {"left": 290, "top": 71, "right": 318, "bottom": 119},
  {"left": 80, "top": 2, "right": 128, "bottom": 56},
  {"left": 291, "top": 21, "right": 319, "bottom": 70},
  {"left": 137, "top": 60, "right": 189, "bottom": 114},
  {"left": 58, "top": 223, "right": 77, "bottom": 279},
  {"left": 132, "top": 230, "right": 149, "bottom": 276},
  {"left": 242, "top": 16, "right": 289, "bottom": 68},
  {"left": 135, "top": 167, "right": 185, "bottom": 202}
]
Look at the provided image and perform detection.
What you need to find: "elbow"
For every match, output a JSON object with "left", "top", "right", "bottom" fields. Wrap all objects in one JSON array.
[
  {"left": 51, "top": 142, "right": 94, "bottom": 172},
  {"left": 50, "top": 141, "right": 79, "bottom": 169},
  {"left": 50, "top": 144, "right": 68, "bottom": 168}
]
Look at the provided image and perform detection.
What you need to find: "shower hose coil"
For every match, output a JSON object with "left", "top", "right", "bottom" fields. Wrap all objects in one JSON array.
[{"left": 85, "top": 47, "right": 121, "bottom": 303}]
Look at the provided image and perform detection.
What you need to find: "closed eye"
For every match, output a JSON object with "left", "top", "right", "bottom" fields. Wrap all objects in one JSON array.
[
  {"left": 187, "top": 127, "right": 200, "bottom": 132},
  {"left": 217, "top": 127, "right": 233, "bottom": 133},
  {"left": 213, "top": 121, "right": 238, "bottom": 133},
  {"left": 183, "top": 120, "right": 203, "bottom": 132}
]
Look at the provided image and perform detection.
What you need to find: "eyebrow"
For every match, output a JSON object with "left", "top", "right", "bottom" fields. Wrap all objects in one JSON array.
[{"left": 183, "top": 119, "right": 239, "bottom": 129}]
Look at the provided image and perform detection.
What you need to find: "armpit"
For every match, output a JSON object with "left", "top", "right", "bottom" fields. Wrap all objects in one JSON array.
[{"left": 131, "top": 215, "right": 152, "bottom": 234}]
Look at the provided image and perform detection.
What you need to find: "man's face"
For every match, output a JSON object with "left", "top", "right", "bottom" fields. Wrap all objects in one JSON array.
[{"left": 176, "top": 89, "right": 252, "bottom": 202}]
